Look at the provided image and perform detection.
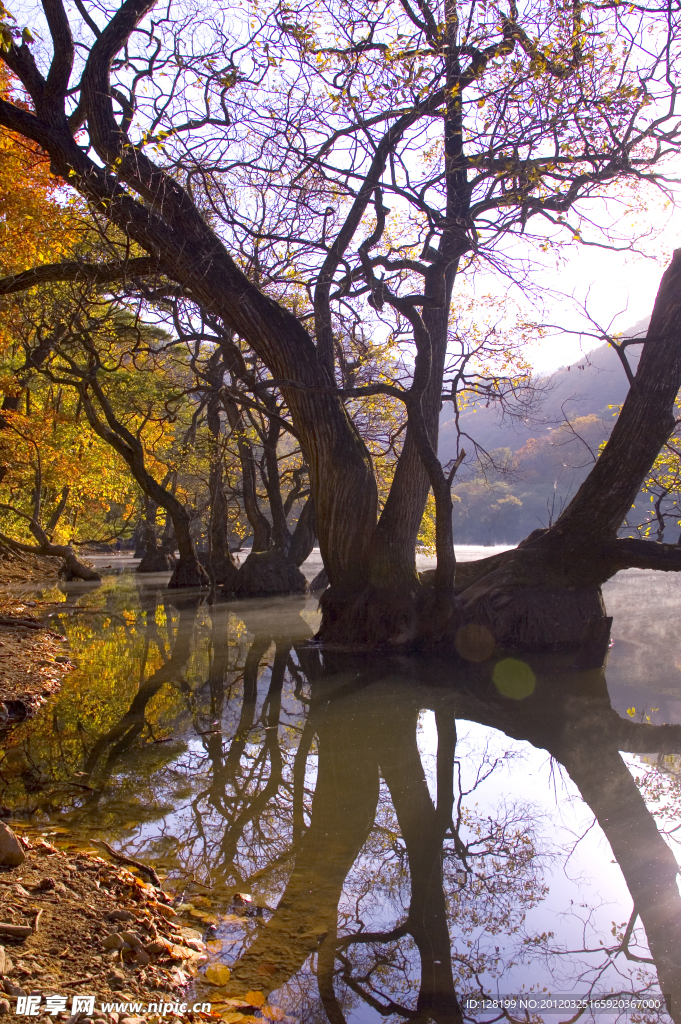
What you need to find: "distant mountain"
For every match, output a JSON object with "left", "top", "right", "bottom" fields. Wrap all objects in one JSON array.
[{"left": 438, "top": 319, "right": 652, "bottom": 545}]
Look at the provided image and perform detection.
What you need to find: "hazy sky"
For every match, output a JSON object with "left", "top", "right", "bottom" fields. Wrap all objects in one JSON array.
[{"left": 523, "top": 200, "right": 681, "bottom": 373}]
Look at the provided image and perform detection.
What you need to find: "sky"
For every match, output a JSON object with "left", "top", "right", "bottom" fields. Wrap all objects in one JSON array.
[{"left": 521, "top": 201, "right": 681, "bottom": 373}]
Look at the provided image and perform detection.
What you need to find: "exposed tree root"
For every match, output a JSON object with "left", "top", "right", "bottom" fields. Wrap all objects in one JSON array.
[
  {"left": 317, "top": 533, "right": 681, "bottom": 652},
  {"left": 226, "top": 549, "right": 307, "bottom": 598},
  {"left": 0, "top": 530, "right": 101, "bottom": 582}
]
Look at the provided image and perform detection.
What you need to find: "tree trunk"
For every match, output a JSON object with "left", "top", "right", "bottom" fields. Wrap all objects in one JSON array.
[
  {"left": 452, "top": 248, "right": 681, "bottom": 647},
  {"left": 0, "top": 70, "right": 378, "bottom": 591},
  {"left": 552, "top": 250, "right": 681, "bottom": 548},
  {"left": 205, "top": 459, "right": 238, "bottom": 587},
  {"left": 79, "top": 384, "right": 207, "bottom": 588},
  {"left": 136, "top": 496, "right": 174, "bottom": 572},
  {"left": 260, "top": 413, "right": 292, "bottom": 555},
  {"left": 204, "top": 392, "right": 238, "bottom": 587},
  {"left": 288, "top": 495, "right": 317, "bottom": 567},
  {"left": 369, "top": 269, "right": 459, "bottom": 589},
  {"left": 26, "top": 521, "right": 101, "bottom": 582},
  {"left": 6, "top": 26, "right": 681, "bottom": 643},
  {"left": 222, "top": 397, "right": 272, "bottom": 553}
]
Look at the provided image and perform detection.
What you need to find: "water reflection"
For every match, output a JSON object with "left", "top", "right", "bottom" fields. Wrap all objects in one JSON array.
[{"left": 1, "top": 577, "right": 680, "bottom": 1022}]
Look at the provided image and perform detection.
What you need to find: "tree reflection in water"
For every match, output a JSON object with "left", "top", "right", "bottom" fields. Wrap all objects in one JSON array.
[{"left": 1, "top": 578, "right": 680, "bottom": 1023}]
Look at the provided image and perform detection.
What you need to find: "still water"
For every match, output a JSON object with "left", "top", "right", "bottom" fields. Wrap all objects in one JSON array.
[{"left": 1, "top": 549, "right": 681, "bottom": 1023}]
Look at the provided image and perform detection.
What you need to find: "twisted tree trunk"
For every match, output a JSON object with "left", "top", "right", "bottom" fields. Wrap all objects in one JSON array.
[{"left": 0, "top": 523, "right": 101, "bottom": 581}]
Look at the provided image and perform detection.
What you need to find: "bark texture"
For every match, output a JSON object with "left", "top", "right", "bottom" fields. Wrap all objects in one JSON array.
[{"left": 228, "top": 548, "right": 308, "bottom": 598}]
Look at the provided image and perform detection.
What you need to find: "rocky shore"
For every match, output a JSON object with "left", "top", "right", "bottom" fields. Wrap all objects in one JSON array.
[
  {"left": 0, "top": 827, "right": 211, "bottom": 1022},
  {"left": 0, "top": 826, "right": 283, "bottom": 1024}
]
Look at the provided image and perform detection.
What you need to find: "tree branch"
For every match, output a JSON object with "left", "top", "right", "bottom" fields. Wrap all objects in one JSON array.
[
  {"left": 0, "top": 257, "right": 163, "bottom": 296},
  {"left": 607, "top": 536, "right": 681, "bottom": 572}
]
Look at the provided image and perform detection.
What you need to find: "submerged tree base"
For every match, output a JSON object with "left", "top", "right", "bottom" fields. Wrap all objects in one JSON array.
[
  {"left": 226, "top": 548, "right": 308, "bottom": 598},
  {"left": 199, "top": 552, "right": 239, "bottom": 588},
  {"left": 317, "top": 580, "right": 606, "bottom": 652},
  {"left": 137, "top": 549, "right": 175, "bottom": 573},
  {"left": 315, "top": 535, "right": 656, "bottom": 652},
  {"left": 167, "top": 556, "right": 209, "bottom": 589}
]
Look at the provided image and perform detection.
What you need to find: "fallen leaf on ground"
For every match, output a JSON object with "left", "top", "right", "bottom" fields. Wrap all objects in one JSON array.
[
  {"left": 204, "top": 963, "right": 231, "bottom": 985},
  {"left": 245, "top": 991, "right": 266, "bottom": 1007}
]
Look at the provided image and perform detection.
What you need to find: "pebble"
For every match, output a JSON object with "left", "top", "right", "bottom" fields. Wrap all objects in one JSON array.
[
  {"left": 33, "top": 877, "right": 56, "bottom": 892},
  {"left": 0, "top": 999, "right": 8, "bottom": 1015},
  {"left": 144, "top": 940, "right": 170, "bottom": 957},
  {"left": 0, "top": 821, "right": 25, "bottom": 867},
  {"left": 106, "top": 970, "right": 125, "bottom": 990},
  {"left": 118, "top": 931, "right": 144, "bottom": 950},
  {"left": 106, "top": 910, "right": 136, "bottom": 923},
  {"left": 2, "top": 979, "right": 26, "bottom": 997},
  {"left": 101, "top": 934, "right": 126, "bottom": 950}
]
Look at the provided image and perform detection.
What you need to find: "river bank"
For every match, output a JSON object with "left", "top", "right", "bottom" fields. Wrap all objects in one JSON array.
[
  {"left": 0, "top": 597, "right": 74, "bottom": 725},
  {"left": 0, "top": 829, "right": 279, "bottom": 1023},
  {"left": 0, "top": 830, "right": 211, "bottom": 1022}
]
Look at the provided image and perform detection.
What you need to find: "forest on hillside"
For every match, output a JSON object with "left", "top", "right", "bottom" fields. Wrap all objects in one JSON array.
[{"left": 445, "top": 328, "right": 681, "bottom": 545}]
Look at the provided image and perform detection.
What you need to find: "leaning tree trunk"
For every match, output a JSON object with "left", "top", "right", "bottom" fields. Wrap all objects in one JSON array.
[
  {"left": 453, "top": 248, "right": 681, "bottom": 647},
  {"left": 0, "top": 39, "right": 378, "bottom": 591},
  {"left": 79, "top": 384, "right": 207, "bottom": 588},
  {"left": 8, "top": 20, "right": 681, "bottom": 645},
  {"left": 27, "top": 521, "right": 101, "bottom": 581}
]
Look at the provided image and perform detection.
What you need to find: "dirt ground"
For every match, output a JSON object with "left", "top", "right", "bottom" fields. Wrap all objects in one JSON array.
[
  {"left": 0, "top": 833, "right": 210, "bottom": 1020},
  {"left": 0, "top": 833, "right": 278, "bottom": 1023},
  {"left": 0, "top": 599, "right": 73, "bottom": 724},
  {"left": 0, "top": 550, "right": 61, "bottom": 589}
]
